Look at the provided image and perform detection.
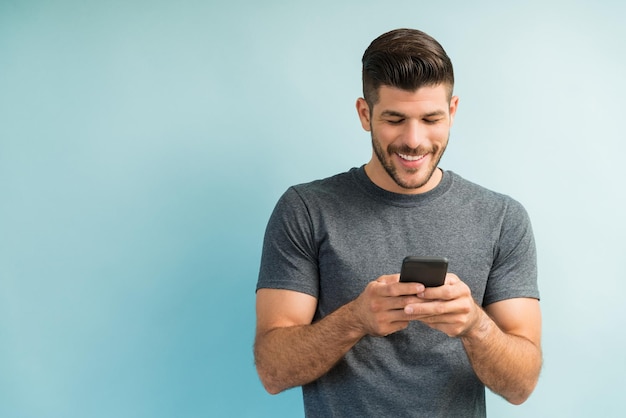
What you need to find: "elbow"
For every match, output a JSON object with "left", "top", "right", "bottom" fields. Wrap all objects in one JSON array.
[
  {"left": 254, "top": 341, "right": 286, "bottom": 395},
  {"left": 254, "top": 353, "right": 289, "bottom": 395},
  {"left": 254, "top": 335, "right": 296, "bottom": 395},
  {"left": 505, "top": 352, "right": 543, "bottom": 405},
  {"left": 500, "top": 387, "right": 532, "bottom": 406},
  {"left": 256, "top": 367, "right": 286, "bottom": 395},
  {"left": 506, "top": 394, "right": 530, "bottom": 406},
  {"left": 504, "top": 376, "right": 540, "bottom": 405},
  {"left": 263, "top": 383, "right": 284, "bottom": 396}
]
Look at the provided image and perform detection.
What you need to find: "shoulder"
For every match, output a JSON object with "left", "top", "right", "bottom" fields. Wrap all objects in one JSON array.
[
  {"left": 291, "top": 169, "right": 358, "bottom": 195},
  {"left": 447, "top": 171, "right": 528, "bottom": 216},
  {"left": 281, "top": 168, "right": 361, "bottom": 207},
  {"left": 269, "top": 169, "right": 360, "bottom": 222}
]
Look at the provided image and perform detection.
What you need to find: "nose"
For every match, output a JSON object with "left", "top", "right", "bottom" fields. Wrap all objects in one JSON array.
[{"left": 402, "top": 120, "right": 427, "bottom": 150}]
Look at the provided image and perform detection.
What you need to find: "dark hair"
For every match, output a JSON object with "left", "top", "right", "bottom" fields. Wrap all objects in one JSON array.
[{"left": 362, "top": 28, "right": 454, "bottom": 107}]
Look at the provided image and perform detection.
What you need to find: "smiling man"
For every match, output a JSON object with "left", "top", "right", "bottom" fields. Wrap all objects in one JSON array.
[
  {"left": 254, "top": 29, "right": 542, "bottom": 417},
  {"left": 358, "top": 84, "right": 457, "bottom": 194}
]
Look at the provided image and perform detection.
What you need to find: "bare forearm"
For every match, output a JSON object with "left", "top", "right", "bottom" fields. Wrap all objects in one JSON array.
[
  {"left": 254, "top": 302, "right": 364, "bottom": 394},
  {"left": 461, "top": 310, "right": 542, "bottom": 404}
]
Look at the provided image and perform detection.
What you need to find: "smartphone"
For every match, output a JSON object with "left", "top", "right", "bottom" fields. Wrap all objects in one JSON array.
[{"left": 399, "top": 256, "right": 448, "bottom": 287}]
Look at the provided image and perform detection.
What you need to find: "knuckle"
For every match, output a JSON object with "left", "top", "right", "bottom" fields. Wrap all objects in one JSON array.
[
  {"left": 368, "top": 300, "right": 383, "bottom": 313},
  {"left": 407, "top": 303, "right": 422, "bottom": 315},
  {"left": 386, "top": 285, "right": 401, "bottom": 297},
  {"left": 372, "top": 318, "right": 389, "bottom": 336},
  {"left": 435, "top": 303, "right": 447, "bottom": 315}
]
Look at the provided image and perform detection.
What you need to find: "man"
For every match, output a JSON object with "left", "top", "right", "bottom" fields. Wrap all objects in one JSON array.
[{"left": 254, "top": 28, "right": 542, "bottom": 417}]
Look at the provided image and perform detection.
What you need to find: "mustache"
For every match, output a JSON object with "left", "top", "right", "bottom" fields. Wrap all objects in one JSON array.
[{"left": 388, "top": 145, "right": 435, "bottom": 155}]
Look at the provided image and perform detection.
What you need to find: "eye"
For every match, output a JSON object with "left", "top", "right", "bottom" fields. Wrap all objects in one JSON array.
[
  {"left": 386, "top": 118, "right": 404, "bottom": 125},
  {"left": 423, "top": 118, "right": 442, "bottom": 125}
]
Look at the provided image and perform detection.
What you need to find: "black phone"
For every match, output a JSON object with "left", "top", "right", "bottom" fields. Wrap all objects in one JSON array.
[{"left": 399, "top": 256, "right": 448, "bottom": 287}]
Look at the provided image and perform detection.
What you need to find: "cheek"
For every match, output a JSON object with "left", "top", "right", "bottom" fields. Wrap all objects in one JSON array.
[
  {"left": 431, "top": 126, "right": 450, "bottom": 141},
  {"left": 374, "top": 126, "right": 401, "bottom": 142}
]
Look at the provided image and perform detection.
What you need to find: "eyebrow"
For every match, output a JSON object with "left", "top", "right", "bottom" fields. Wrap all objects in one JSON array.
[
  {"left": 380, "top": 109, "right": 447, "bottom": 118},
  {"left": 380, "top": 110, "right": 406, "bottom": 118}
]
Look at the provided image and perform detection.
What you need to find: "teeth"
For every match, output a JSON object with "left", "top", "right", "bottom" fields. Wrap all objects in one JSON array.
[{"left": 398, "top": 153, "right": 424, "bottom": 161}]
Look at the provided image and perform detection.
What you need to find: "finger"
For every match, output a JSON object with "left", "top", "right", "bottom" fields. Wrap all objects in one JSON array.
[
  {"left": 418, "top": 273, "right": 462, "bottom": 300},
  {"left": 376, "top": 274, "right": 400, "bottom": 284},
  {"left": 404, "top": 296, "right": 472, "bottom": 320},
  {"left": 404, "top": 299, "right": 447, "bottom": 317},
  {"left": 367, "top": 308, "right": 414, "bottom": 336},
  {"left": 379, "top": 320, "right": 410, "bottom": 337},
  {"left": 378, "top": 282, "right": 425, "bottom": 298},
  {"left": 374, "top": 295, "right": 423, "bottom": 315},
  {"left": 417, "top": 312, "right": 476, "bottom": 338}
]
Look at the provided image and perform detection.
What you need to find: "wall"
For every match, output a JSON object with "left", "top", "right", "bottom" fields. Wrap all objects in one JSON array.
[{"left": 1, "top": 0, "right": 625, "bottom": 416}]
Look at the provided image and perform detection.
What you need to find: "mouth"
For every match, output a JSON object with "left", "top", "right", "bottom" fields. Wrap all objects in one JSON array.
[
  {"left": 394, "top": 151, "right": 430, "bottom": 170},
  {"left": 397, "top": 152, "right": 426, "bottom": 162}
]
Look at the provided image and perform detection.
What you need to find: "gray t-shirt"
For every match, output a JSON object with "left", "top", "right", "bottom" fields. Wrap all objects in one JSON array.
[{"left": 257, "top": 167, "right": 539, "bottom": 417}]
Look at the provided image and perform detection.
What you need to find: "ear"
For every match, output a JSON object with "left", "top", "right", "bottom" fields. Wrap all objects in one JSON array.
[
  {"left": 356, "top": 97, "right": 371, "bottom": 132},
  {"left": 448, "top": 95, "right": 459, "bottom": 126}
]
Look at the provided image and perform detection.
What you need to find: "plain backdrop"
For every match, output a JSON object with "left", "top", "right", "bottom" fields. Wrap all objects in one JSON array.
[{"left": 1, "top": 0, "right": 625, "bottom": 417}]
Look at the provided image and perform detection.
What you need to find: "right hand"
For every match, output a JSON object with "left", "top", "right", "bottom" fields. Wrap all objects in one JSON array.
[{"left": 350, "top": 274, "right": 425, "bottom": 337}]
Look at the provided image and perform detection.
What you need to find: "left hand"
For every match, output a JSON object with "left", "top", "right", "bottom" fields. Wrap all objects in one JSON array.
[{"left": 403, "top": 273, "right": 483, "bottom": 337}]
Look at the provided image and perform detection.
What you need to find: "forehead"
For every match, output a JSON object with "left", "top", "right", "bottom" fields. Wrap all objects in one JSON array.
[{"left": 373, "top": 84, "right": 450, "bottom": 115}]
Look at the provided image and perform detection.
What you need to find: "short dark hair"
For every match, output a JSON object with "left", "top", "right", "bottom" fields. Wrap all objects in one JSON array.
[{"left": 362, "top": 28, "right": 454, "bottom": 107}]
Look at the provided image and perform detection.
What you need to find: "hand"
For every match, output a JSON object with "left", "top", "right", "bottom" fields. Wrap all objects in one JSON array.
[
  {"left": 403, "top": 273, "right": 482, "bottom": 337},
  {"left": 350, "top": 274, "right": 425, "bottom": 337}
]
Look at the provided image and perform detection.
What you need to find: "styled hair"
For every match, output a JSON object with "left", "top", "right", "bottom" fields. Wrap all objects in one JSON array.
[{"left": 362, "top": 28, "right": 454, "bottom": 107}]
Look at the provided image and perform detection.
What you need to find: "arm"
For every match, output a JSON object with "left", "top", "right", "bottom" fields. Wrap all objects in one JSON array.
[
  {"left": 254, "top": 277, "right": 425, "bottom": 394},
  {"left": 254, "top": 289, "right": 362, "bottom": 395},
  {"left": 461, "top": 297, "right": 542, "bottom": 405},
  {"left": 404, "top": 275, "right": 542, "bottom": 404}
]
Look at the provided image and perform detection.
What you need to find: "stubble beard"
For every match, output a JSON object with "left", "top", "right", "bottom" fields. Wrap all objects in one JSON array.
[{"left": 371, "top": 131, "right": 448, "bottom": 191}]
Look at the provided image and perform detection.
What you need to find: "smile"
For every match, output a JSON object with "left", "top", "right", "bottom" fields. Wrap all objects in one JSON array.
[{"left": 397, "top": 153, "right": 426, "bottom": 162}]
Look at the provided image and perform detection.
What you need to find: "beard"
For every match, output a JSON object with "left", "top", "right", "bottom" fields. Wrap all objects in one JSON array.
[{"left": 371, "top": 131, "right": 448, "bottom": 191}]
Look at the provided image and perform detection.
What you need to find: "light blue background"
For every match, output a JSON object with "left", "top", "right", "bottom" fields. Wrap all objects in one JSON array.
[{"left": 1, "top": 1, "right": 625, "bottom": 417}]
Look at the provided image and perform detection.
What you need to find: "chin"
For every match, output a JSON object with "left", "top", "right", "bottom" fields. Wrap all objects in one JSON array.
[{"left": 394, "top": 168, "right": 437, "bottom": 191}]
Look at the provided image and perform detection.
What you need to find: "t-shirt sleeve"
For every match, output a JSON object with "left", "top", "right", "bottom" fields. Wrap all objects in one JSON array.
[
  {"left": 483, "top": 198, "right": 540, "bottom": 306},
  {"left": 256, "top": 187, "right": 320, "bottom": 298}
]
